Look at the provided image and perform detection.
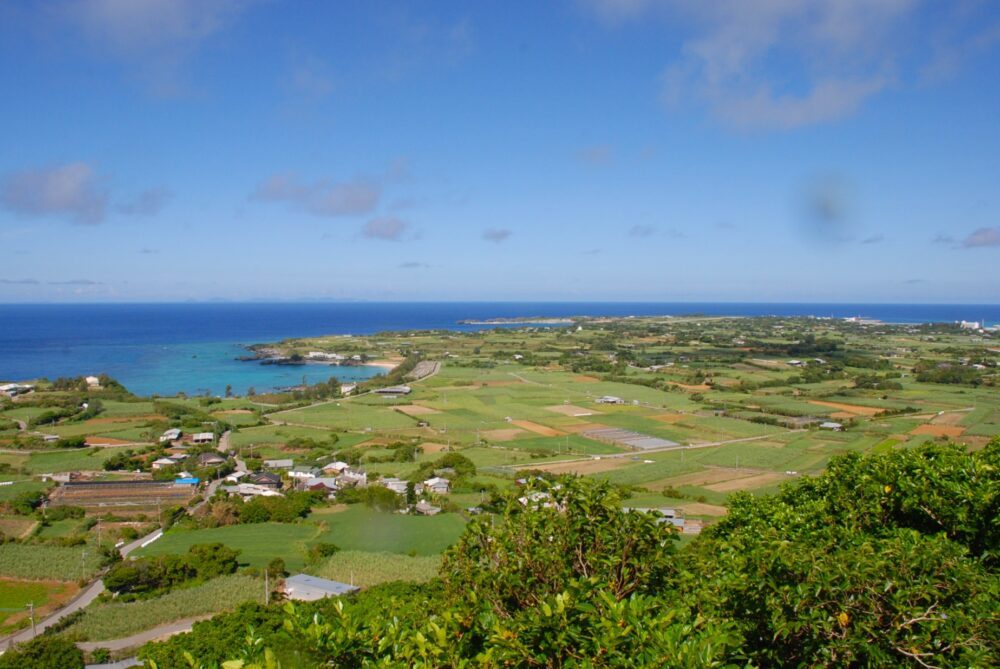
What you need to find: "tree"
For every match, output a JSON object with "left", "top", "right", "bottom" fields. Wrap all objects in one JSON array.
[
  {"left": 442, "top": 477, "right": 678, "bottom": 617},
  {"left": 225, "top": 384, "right": 233, "bottom": 398},
  {"left": 0, "top": 636, "right": 84, "bottom": 669}
]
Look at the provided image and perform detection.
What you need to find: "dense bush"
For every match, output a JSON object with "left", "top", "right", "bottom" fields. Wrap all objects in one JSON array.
[
  {"left": 103, "top": 542, "right": 239, "bottom": 598},
  {"left": 0, "top": 636, "right": 84, "bottom": 669},
  {"left": 155, "top": 439, "right": 999, "bottom": 667}
]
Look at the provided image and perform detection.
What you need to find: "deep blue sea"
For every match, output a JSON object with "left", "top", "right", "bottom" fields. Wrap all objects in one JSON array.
[{"left": 1, "top": 302, "right": 997, "bottom": 397}]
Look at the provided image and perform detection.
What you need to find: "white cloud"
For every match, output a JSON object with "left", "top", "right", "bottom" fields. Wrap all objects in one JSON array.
[
  {"left": 585, "top": 0, "right": 924, "bottom": 130},
  {"left": 0, "top": 162, "right": 108, "bottom": 224},
  {"left": 363, "top": 217, "right": 408, "bottom": 241},
  {"left": 962, "top": 227, "right": 1000, "bottom": 249},
  {"left": 252, "top": 173, "right": 380, "bottom": 217},
  {"left": 60, "top": 0, "right": 251, "bottom": 94}
]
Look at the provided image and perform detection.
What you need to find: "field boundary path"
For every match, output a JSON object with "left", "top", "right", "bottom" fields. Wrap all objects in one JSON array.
[
  {"left": 498, "top": 431, "right": 803, "bottom": 472},
  {"left": 77, "top": 615, "right": 211, "bottom": 652}
]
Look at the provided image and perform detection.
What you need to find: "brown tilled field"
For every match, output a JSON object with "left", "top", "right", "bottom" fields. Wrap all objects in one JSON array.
[
  {"left": 418, "top": 442, "right": 450, "bottom": 454},
  {"left": 561, "top": 422, "right": 611, "bottom": 433},
  {"left": 930, "top": 411, "right": 969, "bottom": 426},
  {"left": 527, "top": 458, "right": 630, "bottom": 476},
  {"left": 676, "top": 502, "right": 728, "bottom": 517},
  {"left": 85, "top": 437, "right": 135, "bottom": 446},
  {"left": 480, "top": 429, "right": 525, "bottom": 442},
  {"left": 654, "top": 467, "right": 760, "bottom": 489},
  {"left": 651, "top": 413, "right": 688, "bottom": 423},
  {"left": 910, "top": 424, "right": 966, "bottom": 438},
  {"left": 511, "top": 420, "right": 565, "bottom": 436},
  {"left": 546, "top": 404, "right": 599, "bottom": 417},
  {"left": 809, "top": 400, "right": 884, "bottom": 416},
  {"left": 669, "top": 382, "right": 712, "bottom": 392},
  {"left": 705, "top": 471, "right": 788, "bottom": 492}
]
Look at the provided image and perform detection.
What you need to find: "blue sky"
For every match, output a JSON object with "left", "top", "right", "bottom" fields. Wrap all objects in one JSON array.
[{"left": 0, "top": 0, "right": 998, "bottom": 303}]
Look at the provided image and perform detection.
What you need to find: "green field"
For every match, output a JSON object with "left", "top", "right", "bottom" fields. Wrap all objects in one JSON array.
[
  {"left": 307, "top": 550, "right": 440, "bottom": 588},
  {"left": 0, "top": 542, "right": 103, "bottom": 580},
  {"left": 60, "top": 574, "right": 264, "bottom": 641},
  {"left": 135, "top": 523, "right": 320, "bottom": 570},
  {"left": 311, "top": 506, "right": 465, "bottom": 556},
  {"left": 0, "top": 579, "right": 77, "bottom": 633}
]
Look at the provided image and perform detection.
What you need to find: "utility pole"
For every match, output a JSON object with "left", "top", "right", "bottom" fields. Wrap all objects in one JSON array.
[
  {"left": 265, "top": 569, "right": 269, "bottom": 605},
  {"left": 29, "top": 601, "right": 35, "bottom": 638},
  {"left": 81, "top": 549, "right": 87, "bottom": 581}
]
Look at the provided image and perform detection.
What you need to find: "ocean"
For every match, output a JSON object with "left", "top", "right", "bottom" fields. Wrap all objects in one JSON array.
[{"left": 1, "top": 302, "right": 997, "bottom": 397}]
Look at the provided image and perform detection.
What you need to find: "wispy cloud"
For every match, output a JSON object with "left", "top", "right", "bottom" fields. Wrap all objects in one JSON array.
[
  {"left": 289, "top": 56, "right": 336, "bottom": 99},
  {"left": 962, "top": 226, "right": 1000, "bottom": 248},
  {"left": 118, "top": 187, "right": 172, "bottom": 216},
  {"left": 575, "top": 143, "right": 614, "bottom": 166},
  {"left": 628, "top": 224, "right": 655, "bottom": 238},
  {"left": 60, "top": 0, "right": 252, "bottom": 95},
  {"left": 932, "top": 234, "right": 956, "bottom": 245},
  {"left": 363, "top": 217, "right": 408, "bottom": 241},
  {"left": 585, "top": 1, "right": 926, "bottom": 130},
  {"left": 861, "top": 234, "right": 885, "bottom": 245},
  {"left": 399, "top": 261, "right": 429, "bottom": 269},
  {"left": 483, "top": 228, "right": 512, "bottom": 243},
  {"left": 0, "top": 278, "right": 41, "bottom": 285},
  {"left": 252, "top": 173, "right": 380, "bottom": 217},
  {"left": 0, "top": 162, "right": 108, "bottom": 224}
]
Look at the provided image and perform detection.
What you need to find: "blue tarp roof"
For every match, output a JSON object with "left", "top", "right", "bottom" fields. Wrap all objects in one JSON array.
[{"left": 174, "top": 477, "right": 200, "bottom": 484}]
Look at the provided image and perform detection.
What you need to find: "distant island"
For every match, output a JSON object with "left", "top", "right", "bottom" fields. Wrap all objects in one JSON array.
[{"left": 457, "top": 316, "right": 577, "bottom": 325}]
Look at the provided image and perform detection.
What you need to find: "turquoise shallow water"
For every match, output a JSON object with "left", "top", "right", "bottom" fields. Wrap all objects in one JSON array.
[{"left": 108, "top": 341, "right": 385, "bottom": 397}]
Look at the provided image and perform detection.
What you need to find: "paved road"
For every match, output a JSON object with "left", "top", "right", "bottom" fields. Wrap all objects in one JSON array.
[
  {"left": 77, "top": 615, "right": 210, "bottom": 652},
  {"left": 2, "top": 524, "right": 164, "bottom": 647}
]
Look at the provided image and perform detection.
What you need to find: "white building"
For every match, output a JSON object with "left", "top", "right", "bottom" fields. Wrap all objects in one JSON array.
[
  {"left": 380, "top": 477, "right": 409, "bottom": 495},
  {"left": 159, "top": 428, "right": 182, "bottom": 443},
  {"left": 595, "top": 395, "right": 624, "bottom": 405},
  {"left": 282, "top": 574, "right": 359, "bottom": 601},
  {"left": 191, "top": 432, "right": 215, "bottom": 444},
  {"left": 423, "top": 476, "right": 450, "bottom": 495}
]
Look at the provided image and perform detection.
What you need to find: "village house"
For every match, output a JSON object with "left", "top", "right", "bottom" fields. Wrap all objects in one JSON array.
[
  {"left": 223, "top": 482, "right": 284, "bottom": 499},
  {"left": 414, "top": 500, "right": 441, "bottom": 516},
  {"left": 423, "top": 476, "right": 450, "bottom": 495},
  {"left": 321, "top": 461, "right": 351, "bottom": 475},
  {"left": 247, "top": 471, "right": 282, "bottom": 489},
  {"left": 196, "top": 452, "right": 227, "bottom": 467},
  {"left": 595, "top": 395, "right": 624, "bottom": 405},
  {"left": 380, "top": 477, "right": 409, "bottom": 495},
  {"left": 151, "top": 457, "right": 179, "bottom": 471},
  {"left": 159, "top": 428, "right": 182, "bottom": 443},
  {"left": 191, "top": 432, "right": 215, "bottom": 444},
  {"left": 819, "top": 421, "right": 844, "bottom": 431},
  {"left": 337, "top": 470, "right": 367, "bottom": 488},
  {"left": 288, "top": 466, "right": 319, "bottom": 480},
  {"left": 264, "top": 458, "right": 294, "bottom": 470}
]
